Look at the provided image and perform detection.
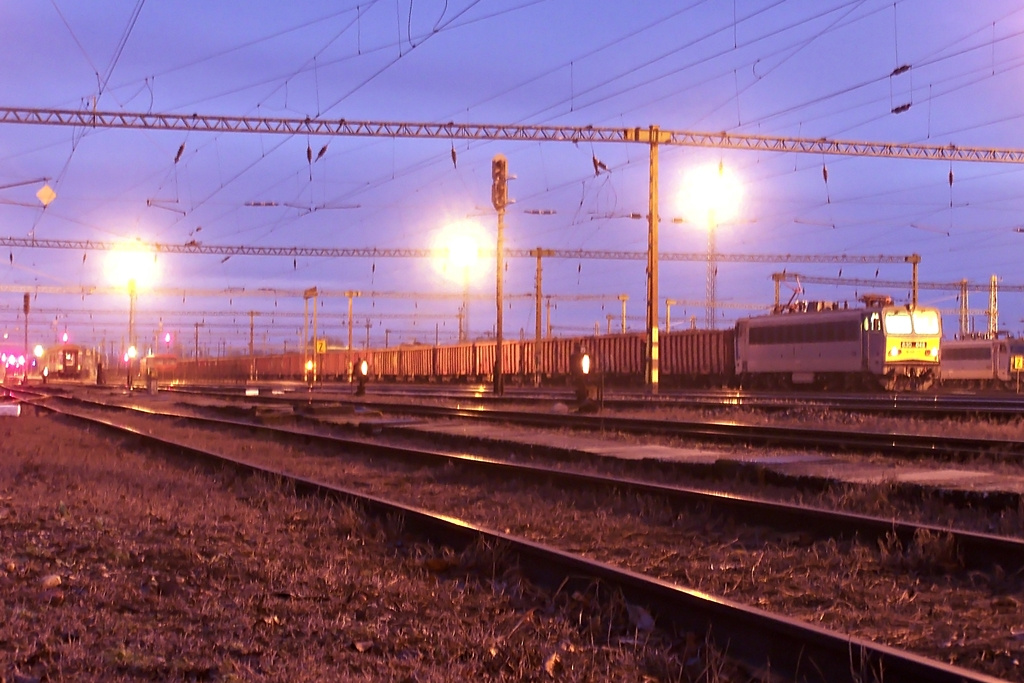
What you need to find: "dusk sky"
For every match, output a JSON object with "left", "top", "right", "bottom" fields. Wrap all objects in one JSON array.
[{"left": 2, "top": 0, "right": 1024, "bottom": 355}]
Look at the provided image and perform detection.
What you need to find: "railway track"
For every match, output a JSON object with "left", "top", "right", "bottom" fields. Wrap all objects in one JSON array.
[
  {"left": 254, "top": 381, "right": 1024, "bottom": 420},
  {"left": 15, "top": 386, "right": 1024, "bottom": 571},
  {"left": 157, "top": 384, "right": 1024, "bottom": 467},
  {"left": 8, "top": 386, "right": 1023, "bottom": 680}
]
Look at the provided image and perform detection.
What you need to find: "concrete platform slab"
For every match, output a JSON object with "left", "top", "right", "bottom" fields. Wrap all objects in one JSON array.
[{"left": 398, "top": 420, "right": 1024, "bottom": 503}]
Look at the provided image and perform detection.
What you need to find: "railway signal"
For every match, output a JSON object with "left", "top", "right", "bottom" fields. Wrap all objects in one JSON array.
[
  {"left": 355, "top": 358, "right": 369, "bottom": 396},
  {"left": 492, "top": 154, "right": 510, "bottom": 397},
  {"left": 570, "top": 344, "right": 601, "bottom": 412}
]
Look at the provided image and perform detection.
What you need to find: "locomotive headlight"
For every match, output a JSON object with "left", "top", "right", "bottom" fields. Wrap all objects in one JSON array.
[
  {"left": 888, "top": 347, "right": 901, "bottom": 357},
  {"left": 927, "top": 348, "right": 939, "bottom": 358}
]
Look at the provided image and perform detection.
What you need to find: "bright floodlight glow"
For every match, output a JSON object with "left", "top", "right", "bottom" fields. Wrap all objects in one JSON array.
[
  {"left": 127, "top": 346, "right": 138, "bottom": 359},
  {"left": 62, "top": 332, "right": 68, "bottom": 343},
  {"left": 33, "top": 345, "right": 44, "bottom": 358},
  {"left": 678, "top": 163, "right": 743, "bottom": 229},
  {"left": 164, "top": 332, "right": 171, "bottom": 344},
  {"left": 432, "top": 220, "right": 485, "bottom": 284},
  {"left": 105, "top": 243, "right": 160, "bottom": 289}
]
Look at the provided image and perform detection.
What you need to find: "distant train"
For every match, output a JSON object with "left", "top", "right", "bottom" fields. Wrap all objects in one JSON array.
[
  {"left": 938, "top": 337, "right": 1024, "bottom": 391},
  {"left": 41, "top": 343, "right": 98, "bottom": 380},
  {"left": 139, "top": 353, "right": 179, "bottom": 381},
  {"left": 165, "top": 297, "right": 944, "bottom": 392}
]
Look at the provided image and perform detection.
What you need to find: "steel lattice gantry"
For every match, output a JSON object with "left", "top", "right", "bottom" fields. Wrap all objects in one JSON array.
[{"left": 2, "top": 106, "right": 1024, "bottom": 163}]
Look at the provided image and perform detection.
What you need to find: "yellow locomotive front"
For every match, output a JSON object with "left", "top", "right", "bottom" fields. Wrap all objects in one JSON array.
[{"left": 878, "top": 305, "right": 941, "bottom": 390}]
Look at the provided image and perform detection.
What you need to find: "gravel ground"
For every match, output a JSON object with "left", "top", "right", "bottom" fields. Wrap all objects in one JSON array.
[
  {"left": 1, "top": 411, "right": 735, "bottom": 682},
  {"left": 37, "top": 399, "right": 1024, "bottom": 680}
]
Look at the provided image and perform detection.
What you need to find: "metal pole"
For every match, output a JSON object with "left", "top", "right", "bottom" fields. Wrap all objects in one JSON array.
[
  {"left": 248, "top": 311, "right": 255, "bottom": 381},
  {"left": 302, "top": 287, "right": 317, "bottom": 384},
  {"left": 910, "top": 253, "right": 920, "bottom": 308},
  {"left": 346, "top": 291, "right": 357, "bottom": 382},
  {"left": 545, "top": 296, "right": 552, "bottom": 338},
  {"left": 492, "top": 153, "right": 508, "bottom": 396},
  {"left": 463, "top": 265, "right": 470, "bottom": 342},
  {"left": 22, "top": 293, "right": 29, "bottom": 383},
  {"left": 312, "top": 294, "right": 318, "bottom": 384},
  {"left": 303, "top": 297, "right": 309, "bottom": 382},
  {"left": 706, "top": 222, "right": 716, "bottom": 329},
  {"left": 645, "top": 126, "right": 661, "bottom": 394},
  {"left": 128, "top": 279, "right": 137, "bottom": 389},
  {"left": 619, "top": 294, "right": 628, "bottom": 333},
  {"left": 495, "top": 206, "right": 505, "bottom": 395},
  {"left": 533, "top": 248, "right": 550, "bottom": 386}
]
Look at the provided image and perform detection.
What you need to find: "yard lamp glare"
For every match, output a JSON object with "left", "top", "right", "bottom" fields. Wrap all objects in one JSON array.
[
  {"left": 33, "top": 345, "right": 44, "bottom": 358},
  {"left": 435, "top": 221, "right": 484, "bottom": 342},
  {"left": 106, "top": 243, "right": 159, "bottom": 390},
  {"left": 679, "top": 163, "right": 743, "bottom": 330}
]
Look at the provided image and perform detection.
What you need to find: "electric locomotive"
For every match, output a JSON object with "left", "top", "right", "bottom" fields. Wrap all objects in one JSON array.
[
  {"left": 734, "top": 296, "right": 941, "bottom": 391},
  {"left": 939, "top": 336, "right": 1024, "bottom": 390}
]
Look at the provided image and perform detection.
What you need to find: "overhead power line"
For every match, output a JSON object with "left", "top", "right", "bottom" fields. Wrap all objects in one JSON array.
[{"left": 1, "top": 106, "right": 1023, "bottom": 163}]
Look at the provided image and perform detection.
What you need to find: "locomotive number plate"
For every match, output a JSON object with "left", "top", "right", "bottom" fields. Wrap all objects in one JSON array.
[{"left": 900, "top": 341, "right": 926, "bottom": 348}]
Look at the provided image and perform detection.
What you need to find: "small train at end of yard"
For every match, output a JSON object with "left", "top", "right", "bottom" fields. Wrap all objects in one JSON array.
[{"left": 41, "top": 343, "right": 99, "bottom": 381}]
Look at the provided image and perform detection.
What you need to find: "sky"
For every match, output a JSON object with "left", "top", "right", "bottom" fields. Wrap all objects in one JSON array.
[{"left": 2, "top": 0, "right": 1024, "bottom": 357}]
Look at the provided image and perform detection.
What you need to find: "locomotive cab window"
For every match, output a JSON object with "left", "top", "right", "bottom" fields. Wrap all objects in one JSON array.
[
  {"left": 883, "top": 308, "right": 940, "bottom": 336},
  {"left": 911, "top": 309, "right": 940, "bottom": 335},
  {"left": 883, "top": 311, "right": 913, "bottom": 335}
]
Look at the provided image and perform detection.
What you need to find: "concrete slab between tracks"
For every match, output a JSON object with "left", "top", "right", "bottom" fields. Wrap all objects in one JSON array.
[{"left": 399, "top": 422, "right": 1024, "bottom": 502}]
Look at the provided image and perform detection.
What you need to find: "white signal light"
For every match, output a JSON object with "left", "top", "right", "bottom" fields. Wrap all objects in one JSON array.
[{"left": 580, "top": 353, "right": 591, "bottom": 375}]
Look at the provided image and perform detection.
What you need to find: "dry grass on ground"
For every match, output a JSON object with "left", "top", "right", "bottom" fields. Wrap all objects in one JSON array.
[{"left": 0, "top": 412, "right": 717, "bottom": 682}]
